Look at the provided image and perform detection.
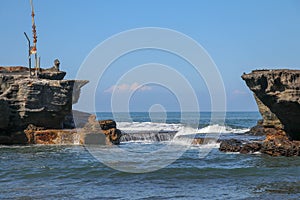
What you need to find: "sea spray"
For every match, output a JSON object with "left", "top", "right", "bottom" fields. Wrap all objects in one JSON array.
[{"left": 119, "top": 122, "right": 250, "bottom": 143}]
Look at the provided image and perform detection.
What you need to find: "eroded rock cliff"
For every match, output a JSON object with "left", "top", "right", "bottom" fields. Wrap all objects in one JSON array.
[
  {"left": 0, "top": 66, "right": 88, "bottom": 144},
  {"left": 220, "top": 69, "right": 300, "bottom": 156},
  {"left": 242, "top": 69, "right": 300, "bottom": 141}
]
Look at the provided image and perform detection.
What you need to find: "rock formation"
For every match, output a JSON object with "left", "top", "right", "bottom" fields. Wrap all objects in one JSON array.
[
  {"left": 219, "top": 139, "right": 262, "bottom": 154},
  {"left": 24, "top": 125, "right": 79, "bottom": 145},
  {"left": 0, "top": 66, "right": 88, "bottom": 144},
  {"left": 242, "top": 69, "right": 300, "bottom": 140},
  {"left": 220, "top": 69, "right": 300, "bottom": 156},
  {"left": 80, "top": 116, "right": 122, "bottom": 145},
  {"left": 22, "top": 116, "right": 123, "bottom": 145},
  {"left": 219, "top": 137, "right": 300, "bottom": 156}
]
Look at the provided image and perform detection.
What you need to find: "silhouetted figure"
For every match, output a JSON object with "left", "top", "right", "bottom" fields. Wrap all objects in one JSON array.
[{"left": 53, "top": 59, "right": 60, "bottom": 71}]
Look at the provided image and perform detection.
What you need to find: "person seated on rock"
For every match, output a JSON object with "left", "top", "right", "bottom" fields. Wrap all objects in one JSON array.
[
  {"left": 47, "top": 59, "right": 60, "bottom": 71},
  {"left": 52, "top": 59, "right": 60, "bottom": 71}
]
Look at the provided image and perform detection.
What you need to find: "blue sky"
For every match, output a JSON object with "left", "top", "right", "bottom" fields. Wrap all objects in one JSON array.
[{"left": 1, "top": 0, "right": 300, "bottom": 112}]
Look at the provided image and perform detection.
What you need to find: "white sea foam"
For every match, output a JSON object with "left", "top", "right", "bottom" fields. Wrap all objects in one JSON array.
[
  {"left": 119, "top": 122, "right": 249, "bottom": 145},
  {"left": 117, "top": 122, "right": 184, "bottom": 133},
  {"left": 117, "top": 122, "right": 249, "bottom": 134},
  {"left": 198, "top": 124, "right": 249, "bottom": 134}
]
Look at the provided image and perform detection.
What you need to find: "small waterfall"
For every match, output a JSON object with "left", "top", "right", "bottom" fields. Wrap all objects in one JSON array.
[{"left": 121, "top": 131, "right": 178, "bottom": 142}]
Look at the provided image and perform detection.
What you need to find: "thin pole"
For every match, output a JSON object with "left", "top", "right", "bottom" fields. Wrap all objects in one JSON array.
[{"left": 24, "top": 32, "right": 32, "bottom": 77}]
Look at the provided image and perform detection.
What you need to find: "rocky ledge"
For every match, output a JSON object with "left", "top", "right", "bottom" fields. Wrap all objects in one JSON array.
[
  {"left": 0, "top": 65, "right": 87, "bottom": 144},
  {"left": 0, "top": 65, "right": 122, "bottom": 145},
  {"left": 24, "top": 115, "right": 122, "bottom": 145},
  {"left": 220, "top": 69, "right": 300, "bottom": 156}
]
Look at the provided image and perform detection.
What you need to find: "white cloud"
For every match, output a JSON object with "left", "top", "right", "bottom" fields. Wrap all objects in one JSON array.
[
  {"left": 104, "top": 82, "right": 152, "bottom": 93},
  {"left": 232, "top": 89, "right": 247, "bottom": 95}
]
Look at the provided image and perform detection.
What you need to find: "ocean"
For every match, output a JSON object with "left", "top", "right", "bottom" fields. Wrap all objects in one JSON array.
[{"left": 0, "top": 112, "right": 299, "bottom": 199}]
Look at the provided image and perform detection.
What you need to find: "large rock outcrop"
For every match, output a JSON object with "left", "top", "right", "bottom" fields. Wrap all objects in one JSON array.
[
  {"left": 0, "top": 66, "right": 88, "bottom": 144},
  {"left": 242, "top": 69, "right": 300, "bottom": 141},
  {"left": 220, "top": 69, "right": 300, "bottom": 156}
]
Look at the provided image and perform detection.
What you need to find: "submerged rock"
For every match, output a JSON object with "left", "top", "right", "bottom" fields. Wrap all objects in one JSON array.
[
  {"left": 219, "top": 139, "right": 262, "bottom": 154},
  {"left": 240, "top": 142, "right": 262, "bottom": 154},
  {"left": 219, "top": 139, "right": 243, "bottom": 153}
]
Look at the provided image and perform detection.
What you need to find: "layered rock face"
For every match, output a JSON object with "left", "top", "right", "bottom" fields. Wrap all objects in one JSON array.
[
  {"left": 220, "top": 69, "right": 300, "bottom": 156},
  {"left": 0, "top": 66, "right": 88, "bottom": 144},
  {"left": 242, "top": 69, "right": 300, "bottom": 141},
  {"left": 221, "top": 69, "right": 300, "bottom": 156}
]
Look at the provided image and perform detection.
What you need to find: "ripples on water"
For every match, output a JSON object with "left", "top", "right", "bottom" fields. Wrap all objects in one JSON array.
[
  {"left": 0, "top": 144, "right": 299, "bottom": 200},
  {"left": 0, "top": 112, "right": 299, "bottom": 199}
]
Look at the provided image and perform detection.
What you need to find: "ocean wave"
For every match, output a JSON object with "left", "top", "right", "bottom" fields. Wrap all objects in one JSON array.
[
  {"left": 117, "top": 122, "right": 249, "bottom": 134},
  {"left": 198, "top": 124, "right": 249, "bottom": 134},
  {"left": 117, "top": 122, "right": 184, "bottom": 133}
]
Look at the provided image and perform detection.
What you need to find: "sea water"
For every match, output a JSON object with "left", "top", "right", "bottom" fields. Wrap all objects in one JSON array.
[{"left": 0, "top": 112, "right": 299, "bottom": 199}]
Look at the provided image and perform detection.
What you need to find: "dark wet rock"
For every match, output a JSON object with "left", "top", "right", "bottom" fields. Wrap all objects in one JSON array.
[
  {"left": 219, "top": 139, "right": 243, "bottom": 153},
  {"left": 0, "top": 99, "right": 10, "bottom": 129},
  {"left": 99, "top": 119, "right": 117, "bottom": 130},
  {"left": 38, "top": 70, "right": 66, "bottom": 80},
  {"left": 240, "top": 142, "right": 262, "bottom": 154},
  {"left": 246, "top": 120, "right": 265, "bottom": 136},
  {"left": 219, "top": 133, "right": 300, "bottom": 156},
  {"left": 261, "top": 138, "right": 300, "bottom": 157},
  {"left": 219, "top": 139, "right": 262, "bottom": 154},
  {"left": 0, "top": 131, "right": 28, "bottom": 145}
]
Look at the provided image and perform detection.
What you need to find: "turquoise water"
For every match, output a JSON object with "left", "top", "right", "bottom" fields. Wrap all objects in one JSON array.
[{"left": 0, "top": 112, "right": 299, "bottom": 199}]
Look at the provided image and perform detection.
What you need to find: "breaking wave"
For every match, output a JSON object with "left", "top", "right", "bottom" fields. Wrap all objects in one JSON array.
[
  {"left": 117, "top": 122, "right": 249, "bottom": 134},
  {"left": 197, "top": 124, "right": 249, "bottom": 134},
  {"left": 118, "top": 122, "right": 250, "bottom": 143}
]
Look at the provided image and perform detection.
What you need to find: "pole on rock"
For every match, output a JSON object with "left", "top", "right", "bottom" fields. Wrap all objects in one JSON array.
[
  {"left": 24, "top": 32, "right": 32, "bottom": 77},
  {"left": 29, "top": 0, "right": 39, "bottom": 77}
]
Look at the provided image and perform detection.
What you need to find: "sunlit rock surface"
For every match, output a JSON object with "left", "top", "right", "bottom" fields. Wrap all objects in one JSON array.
[
  {"left": 0, "top": 66, "right": 88, "bottom": 144},
  {"left": 220, "top": 69, "right": 300, "bottom": 156}
]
